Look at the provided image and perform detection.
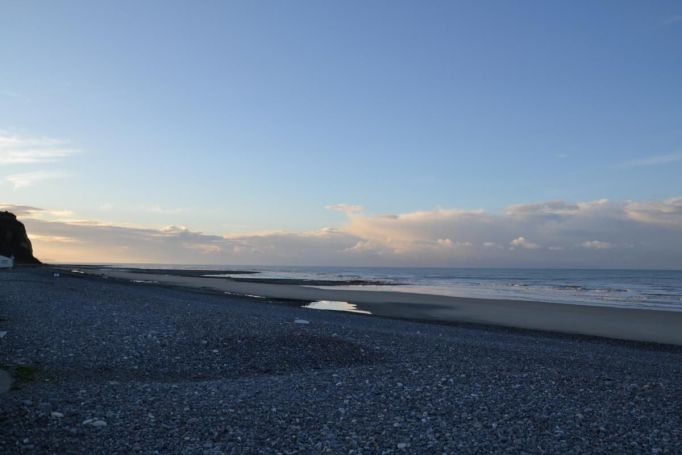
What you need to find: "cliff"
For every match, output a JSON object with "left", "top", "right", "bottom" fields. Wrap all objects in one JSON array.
[{"left": 0, "top": 211, "right": 41, "bottom": 264}]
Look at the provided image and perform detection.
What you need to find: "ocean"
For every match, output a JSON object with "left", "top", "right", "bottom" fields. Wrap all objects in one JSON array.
[{"left": 109, "top": 265, "right": 682, "bottom": 311}]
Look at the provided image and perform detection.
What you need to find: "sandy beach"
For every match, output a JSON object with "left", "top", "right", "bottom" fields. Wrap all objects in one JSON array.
[{"left": 85, "top": 268, "right": 682, "bottom": 346}]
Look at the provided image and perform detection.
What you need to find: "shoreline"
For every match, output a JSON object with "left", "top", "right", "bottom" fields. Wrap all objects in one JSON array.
[{"left": 69, "top": 267, "right": 682, "bottom": 346}]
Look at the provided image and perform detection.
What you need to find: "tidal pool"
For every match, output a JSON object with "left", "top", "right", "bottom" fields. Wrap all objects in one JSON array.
[{"left": 303, "top": 300, "right": 371, "bottom": 315}]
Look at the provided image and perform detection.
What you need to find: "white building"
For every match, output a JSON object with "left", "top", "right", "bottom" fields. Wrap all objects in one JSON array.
[{"left": 0, "top": 255, "right": 14, "bottom": 269}]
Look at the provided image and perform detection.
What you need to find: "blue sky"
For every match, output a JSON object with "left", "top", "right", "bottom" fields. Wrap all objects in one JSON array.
[{"left": 1, "top": 1, "right": 681, "bottom": 265}]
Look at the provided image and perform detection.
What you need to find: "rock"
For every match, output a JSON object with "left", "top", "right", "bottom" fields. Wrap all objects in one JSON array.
[
  {"left": 0, "top": 211, "right": 41, "bottom": 264},
  {"left": 82, "top": 418, "right": 107, "bottom": 427}
]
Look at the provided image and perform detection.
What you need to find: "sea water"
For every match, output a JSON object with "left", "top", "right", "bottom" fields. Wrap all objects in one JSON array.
[{"left": 111, "top": 264, "right": 682, "bottom": 311}]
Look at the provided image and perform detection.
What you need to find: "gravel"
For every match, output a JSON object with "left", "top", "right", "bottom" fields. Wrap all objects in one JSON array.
[{"left": 1, "top": 267, "right": 681, "bottom": 454}]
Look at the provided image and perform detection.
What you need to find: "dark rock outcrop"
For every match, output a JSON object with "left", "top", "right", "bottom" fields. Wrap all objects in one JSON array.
[{"left": 0, "top": 211, "right": 41, "bottom": 264}]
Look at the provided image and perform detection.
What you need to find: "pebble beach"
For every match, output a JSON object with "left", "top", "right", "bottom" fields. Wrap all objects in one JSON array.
[{"left": 1, "top": 267, "right": 681, "bottom": 454}]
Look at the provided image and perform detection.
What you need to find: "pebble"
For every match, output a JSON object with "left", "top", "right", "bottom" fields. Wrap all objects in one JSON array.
[{"left": 82, "top": 418, "right": 107, "bottom": 427}]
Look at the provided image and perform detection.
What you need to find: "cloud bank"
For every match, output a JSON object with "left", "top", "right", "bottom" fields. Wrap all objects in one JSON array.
[{"left": 2, "top": 197, "right": 682, "bottom": 268}]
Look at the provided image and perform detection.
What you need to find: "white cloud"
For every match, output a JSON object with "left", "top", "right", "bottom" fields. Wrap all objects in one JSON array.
[
  {"left": 160, "top": 225, "right": 190, "bottom": 234},
  {"left": 625, "top": 197, "right": 682, "bottom": 226},
  {"left": 29, "top": 234, "right": 77, "bottom": 244},
  {"left": 341, "top": 208, "right": 490, "bottom": 256},
  {"left": 437, "top": 238, "right": 454, "bottom": 248},
  {"left": 437, "top": 239, "right": 472, "bottom": 248},
  {"left": 582, "top": 240, "right": 612, "bottom": 250},
  {"left": 0, "top": 204, "right": 42, "bottom": 217},
  {"left": 0, "top": 131, "right": 79, "bottom": 190},
  {"left": 345, "top": 240, "right": 382, "bottom": 254},
  {"left": 510, "top": 236, "right": 541, "bottom": 250},
  {"left": 187, "top": 243, "right": 223, "bottom": 254},
  {"left": 620, "top": 153, "right": 682, "bottom": 168},
  {"left": 325, "top": 203, "right": 364, "bottom": 214},
  {"left": 0, "top": 131, "right": 78, "bottom": 165},
  {"left": 6, "top": 170, "right": 69, "bottom": 189},
  {"left": 144, "top": 205, "right": 184, "bottom": 215},
  {"left": 507, "top": 201, "right": 579, "bottom": 217}
]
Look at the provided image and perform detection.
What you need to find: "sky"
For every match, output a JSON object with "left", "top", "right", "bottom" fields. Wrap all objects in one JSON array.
[{"left": 1, "top": 1, "right": 681, "bottom": 267}]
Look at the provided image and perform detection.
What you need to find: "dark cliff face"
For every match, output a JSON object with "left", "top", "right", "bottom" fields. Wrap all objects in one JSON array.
[{"left": 0, "top": 211, "right": 41, "bottom": 264}]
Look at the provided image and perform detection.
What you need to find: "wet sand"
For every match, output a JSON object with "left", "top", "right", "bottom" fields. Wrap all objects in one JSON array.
[{"left": 84, "top": 268, "right": 682, "bottom": 346}]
